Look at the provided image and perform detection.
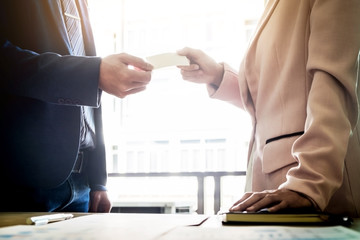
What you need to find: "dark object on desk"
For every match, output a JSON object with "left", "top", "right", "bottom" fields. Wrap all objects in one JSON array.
[{"left": 222, "top": 208, "right": 353, "bottom": 226}]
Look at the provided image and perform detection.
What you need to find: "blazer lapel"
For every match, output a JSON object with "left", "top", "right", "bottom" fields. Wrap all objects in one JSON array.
[
  {"left": 248, "top": 0, "right": 279, "bottom": 48},
  {"left": 241, "top": 0, "right": 279, "bottom": 169}
]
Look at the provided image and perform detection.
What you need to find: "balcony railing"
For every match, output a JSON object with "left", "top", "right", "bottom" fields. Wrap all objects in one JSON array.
[{"left": 108, "top": 171, "right": 246, "bottom": 214}]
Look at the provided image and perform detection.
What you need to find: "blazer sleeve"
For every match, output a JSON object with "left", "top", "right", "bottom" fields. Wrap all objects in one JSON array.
[
  {"left": 0, "top": 40, "right": 102, "bottom": 107},
  {"left": 206, "top": 63, "right": 246, "bottom": 108},
  {"left": 280, "top": 0, "right": 360, "bottom": 211}
]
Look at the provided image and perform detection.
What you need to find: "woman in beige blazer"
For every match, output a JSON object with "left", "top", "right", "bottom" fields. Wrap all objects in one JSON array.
[{"left": 178, "top": 0, "right": 360, "bottom": 217}]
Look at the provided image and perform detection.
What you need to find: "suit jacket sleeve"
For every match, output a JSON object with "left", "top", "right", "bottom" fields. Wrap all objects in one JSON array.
[{"left": 0, "top": 40, "right": 101, "bottom": 107}]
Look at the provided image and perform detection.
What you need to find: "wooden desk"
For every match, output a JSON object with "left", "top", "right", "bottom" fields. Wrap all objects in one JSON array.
[{"left": 0, "top": 212, "right": 359, "bottom": 239}]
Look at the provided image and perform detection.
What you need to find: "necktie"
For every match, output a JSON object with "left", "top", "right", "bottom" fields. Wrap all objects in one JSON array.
[
  {"left": 61, "top": 0, "right": 86, "bottom": 56},
  {"left": 61, "top": 0, "right": 95, "bottom": 148}
]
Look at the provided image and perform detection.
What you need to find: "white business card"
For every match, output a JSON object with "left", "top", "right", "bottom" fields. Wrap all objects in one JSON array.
[{"left": 146, "top": 53, "right": 190, "bottom": 69}]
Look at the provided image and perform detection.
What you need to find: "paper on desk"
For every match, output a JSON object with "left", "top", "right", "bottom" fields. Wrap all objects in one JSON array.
[
  {"left": 146, "top": 53, "right": 190, "bottom": 69},
  {"left": 0, "top": 214, "right": 208, "bottom": 240},
  {"left": 158, "top": 225, "right": 360, "bottom": 240}
]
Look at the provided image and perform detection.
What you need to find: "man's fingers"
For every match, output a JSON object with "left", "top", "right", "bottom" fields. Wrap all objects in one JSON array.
[
  {"left": 122, "top": 86, "right": 147, "bottom": 96},
  {"left": 126, "top": 69, "right": 152, "bottom": 83},
  {"left": 120, "top": 53, "right": 153, "bottom": 71},
  {"left": 89, "top": 193, "right": 100, "bottom": 212}
]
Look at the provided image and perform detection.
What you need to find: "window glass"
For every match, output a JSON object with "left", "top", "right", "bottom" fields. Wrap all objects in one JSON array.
[{"left": 88, "top": 0, "right": 264, "bottom": 214}]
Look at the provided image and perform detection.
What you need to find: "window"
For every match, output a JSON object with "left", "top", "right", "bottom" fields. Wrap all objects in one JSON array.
[{"left": 88, "top": 0, "right": 264, "bottom": 214}]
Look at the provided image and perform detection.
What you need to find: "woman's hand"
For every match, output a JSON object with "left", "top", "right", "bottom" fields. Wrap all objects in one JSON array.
[
  {"left": 230, "top": 189, "right": 313, "bottom": 213},
  {"left": 177, "top": 47, "right": 224, "bottom": 88}
]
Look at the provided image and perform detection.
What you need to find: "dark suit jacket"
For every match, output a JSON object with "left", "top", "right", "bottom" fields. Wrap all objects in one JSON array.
[{"left": 0, "top": 0, "right": 107, "bottom": 190}]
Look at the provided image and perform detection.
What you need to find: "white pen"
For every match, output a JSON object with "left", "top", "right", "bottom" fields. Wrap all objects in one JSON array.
[{"left": 26, "top": 213, "right": 74, "bottom": 226}]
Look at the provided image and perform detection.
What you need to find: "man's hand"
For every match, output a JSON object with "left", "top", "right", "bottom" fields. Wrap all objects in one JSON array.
[
  {"left": 99, "top": 53, "right": 153, "bottom": 98},
  {"left": 89, "top": 190, "right": 112, "bottom": 213},
  {"left": 230, "top": 189, "right": 313, "bottom": 213}
]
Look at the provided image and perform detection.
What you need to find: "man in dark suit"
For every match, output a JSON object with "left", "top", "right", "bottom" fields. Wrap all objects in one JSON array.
[{"left": 0, "top": 0, "right": 153, "bottom": 212}]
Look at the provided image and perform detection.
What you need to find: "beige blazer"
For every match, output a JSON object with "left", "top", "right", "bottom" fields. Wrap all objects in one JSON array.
[{"left": 209, "top": 0, "right": 360, "bottom": 217}]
